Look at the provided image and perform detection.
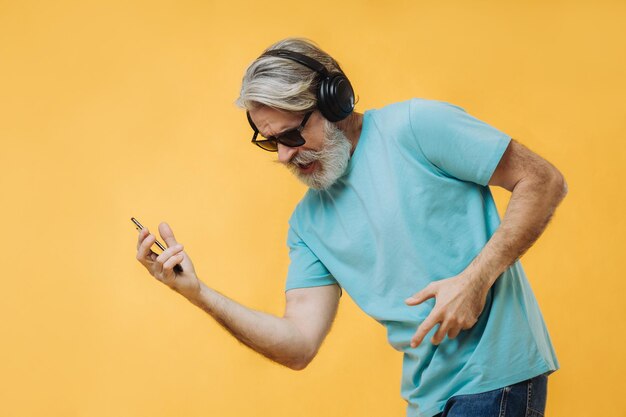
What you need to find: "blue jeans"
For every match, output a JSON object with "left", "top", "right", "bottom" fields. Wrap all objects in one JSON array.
[{"left": 434, "top": 373, "right": 549, "bottom": 417}]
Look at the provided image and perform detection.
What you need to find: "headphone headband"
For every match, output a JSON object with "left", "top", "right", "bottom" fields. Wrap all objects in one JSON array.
[{"left": 262, "top": 49, "right": 329, "bottom": 77}]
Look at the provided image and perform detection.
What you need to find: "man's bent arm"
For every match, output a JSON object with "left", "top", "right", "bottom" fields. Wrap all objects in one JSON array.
[
  {"left": 467, "top": 139, "right": 568, "bottom": 289},
  {"left": 184, "top": 282, "right": 340, "bottom": 370},
  {"left": 406, "top": 139, "right": 567, "bottom": 347}
]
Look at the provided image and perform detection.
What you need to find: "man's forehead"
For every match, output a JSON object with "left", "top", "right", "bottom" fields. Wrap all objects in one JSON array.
[{"left": 248, "top": 106, "right": 301, "bottom": 136}]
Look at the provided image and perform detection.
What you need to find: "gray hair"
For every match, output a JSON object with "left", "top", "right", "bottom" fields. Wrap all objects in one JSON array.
[{"left": 235, "top": 37, "right": 348, "bottom": 114}]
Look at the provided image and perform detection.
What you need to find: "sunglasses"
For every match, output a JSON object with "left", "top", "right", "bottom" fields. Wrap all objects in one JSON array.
[{"left": 247, "top": 110, "right": 313, "bottom": 152}]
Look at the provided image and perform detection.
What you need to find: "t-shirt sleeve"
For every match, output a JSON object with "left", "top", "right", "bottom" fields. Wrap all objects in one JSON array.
[
  {"left": 408, "top": 99, "right": 512, "bottom": 186},
  {"left": 285, "top": 224, "right": 339, "bottom": 292}
]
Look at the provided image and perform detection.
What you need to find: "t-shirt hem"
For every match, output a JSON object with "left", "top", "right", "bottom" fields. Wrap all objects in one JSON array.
[
  {"left": 285, "top": 279, "right": 342, "bottom": 293},
  {"left": 410, "top": 363, "right": 558, "bottom": 417}
]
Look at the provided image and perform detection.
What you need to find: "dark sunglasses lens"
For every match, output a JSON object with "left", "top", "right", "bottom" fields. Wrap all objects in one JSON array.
[
  {"left": 257, "top": 140, "right": 278, "bottom": 152},
  {"left": 278, "top": 131, "right": 306, "bottom": 147}
]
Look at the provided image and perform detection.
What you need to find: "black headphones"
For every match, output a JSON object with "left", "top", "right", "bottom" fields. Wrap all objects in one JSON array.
[{"left": 261, "top": 49, "right": 355, "bottom": 122}]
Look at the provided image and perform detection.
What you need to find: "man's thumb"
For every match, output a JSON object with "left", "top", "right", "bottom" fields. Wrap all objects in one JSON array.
[{"left": 158, "top": 221, "right": 178, "bottom": 247}]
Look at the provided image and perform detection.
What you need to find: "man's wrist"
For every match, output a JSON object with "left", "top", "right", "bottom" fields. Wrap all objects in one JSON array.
[
  {"left": 175, "top": 279, "right": 205, "bottom": 305},
  {"left": 462, "top": 259, "right": 500, "bottom": 294}
]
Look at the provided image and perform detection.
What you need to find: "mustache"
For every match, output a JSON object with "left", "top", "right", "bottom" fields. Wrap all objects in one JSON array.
[{"left": 273, "top": 148, "right": 322, "bottom": 167}]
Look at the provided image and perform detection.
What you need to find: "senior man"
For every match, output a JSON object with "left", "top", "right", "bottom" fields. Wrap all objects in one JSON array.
[{"left": 135, "top": 37, "right": 567, "bottom": 417}]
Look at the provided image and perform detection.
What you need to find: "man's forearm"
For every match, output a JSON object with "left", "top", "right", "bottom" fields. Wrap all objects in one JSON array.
[
  {"left": 181, "top": 281, "right": 310, "bottom": 370},
  {"left": 466, "top": 171, "right": 568, "bottom": 290}
]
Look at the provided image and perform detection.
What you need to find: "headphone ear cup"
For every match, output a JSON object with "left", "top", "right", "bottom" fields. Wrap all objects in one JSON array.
[
  {"left": 317, "top": 73, "right": 355, "bottom": 122},
  {"left": 260, "top": 49, "right": 355, "bottom": 122}
]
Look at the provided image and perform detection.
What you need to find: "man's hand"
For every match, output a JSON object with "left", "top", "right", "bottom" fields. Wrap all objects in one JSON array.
[
  {"left": 405, "top": 273, "right": 489, "bottom": 348},
  {"left": 135, "top": 221, "right": 200, "bottom": 300}
]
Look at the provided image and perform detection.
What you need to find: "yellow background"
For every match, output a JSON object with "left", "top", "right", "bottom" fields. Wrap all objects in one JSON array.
[{"left": 1, "top": 1, "right": 624, "bottom": 416}]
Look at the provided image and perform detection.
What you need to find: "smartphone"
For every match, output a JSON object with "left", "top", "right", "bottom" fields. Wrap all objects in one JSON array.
[{"left": 132, "top": 217, "right": 183, "bottom": 273}]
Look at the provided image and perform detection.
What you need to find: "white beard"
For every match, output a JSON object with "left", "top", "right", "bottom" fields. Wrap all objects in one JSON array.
[{"left": 281, "top": 120, "right": 353, "bottom": 190}]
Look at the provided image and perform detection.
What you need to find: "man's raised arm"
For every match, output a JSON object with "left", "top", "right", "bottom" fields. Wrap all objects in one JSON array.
[{"left": 135, "top": 223, "right": 340, "bottom": 370}]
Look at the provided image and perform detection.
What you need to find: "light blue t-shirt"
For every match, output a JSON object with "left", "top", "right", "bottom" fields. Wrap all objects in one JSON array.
[{"left": 285, "top": 98, "right": 559, "bottom": 417}]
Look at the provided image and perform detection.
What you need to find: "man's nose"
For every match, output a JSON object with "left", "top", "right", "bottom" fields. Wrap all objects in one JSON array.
[{"left": 277, "top": 143, "right": 297, "bottom": 164}]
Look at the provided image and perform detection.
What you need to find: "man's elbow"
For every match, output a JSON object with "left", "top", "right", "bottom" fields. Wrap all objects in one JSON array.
[
  {"left": 531, "top": 166, "right": 567, "bottom": 208},
  {"left": 549, "top": 168, "right": 568, "bottom": 202},
  {"left": 286, "top": 360, "right": 310, "bottom": 371},
  {"left": 280, "top": 339, "right": 317, "bottom": 371},
  {"left": 284, "top": 352, "right": 314, "bottom": 371}
]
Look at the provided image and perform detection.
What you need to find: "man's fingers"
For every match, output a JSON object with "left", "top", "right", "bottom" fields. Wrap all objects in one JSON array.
[
  {"left": 159, "top": 222, "right": 178, "bottom": 248},
  {"left": 405, "top": 284, "right": 436, "bottom": 306},
  {"left": 431, "top": 322, "right": 449, "bottom": 345},
  {"left": 156, "top": 244, "right": 184, "bottom": 266},
  {"left": 163, "top": 253, "right": 184, "bottom": 271},
  {"left": 137, "top": 233, "right": 157, "bottom": 262},
  {"left": 448, "top": 327, "right": 461, "bottom": 340},
  {"left": 136, "top": 228, "right": 149, "bottom": 250},
  {"left": 154, "top": 245, "right": 184, "bottom": 277},
  {"left": 410, "top": 313, "right": 440, "bottom": 348}
]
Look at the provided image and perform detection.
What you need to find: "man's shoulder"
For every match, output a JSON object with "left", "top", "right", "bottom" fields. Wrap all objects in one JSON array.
[
  {"left": 374, "top": 97, "right": 457, "bottom": 111},
  {"left": 371, "top": 97, "right": 413, "bottom": 117},
  {"left": 370, "top": 97, "right": 463, "bottom": 124}
]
